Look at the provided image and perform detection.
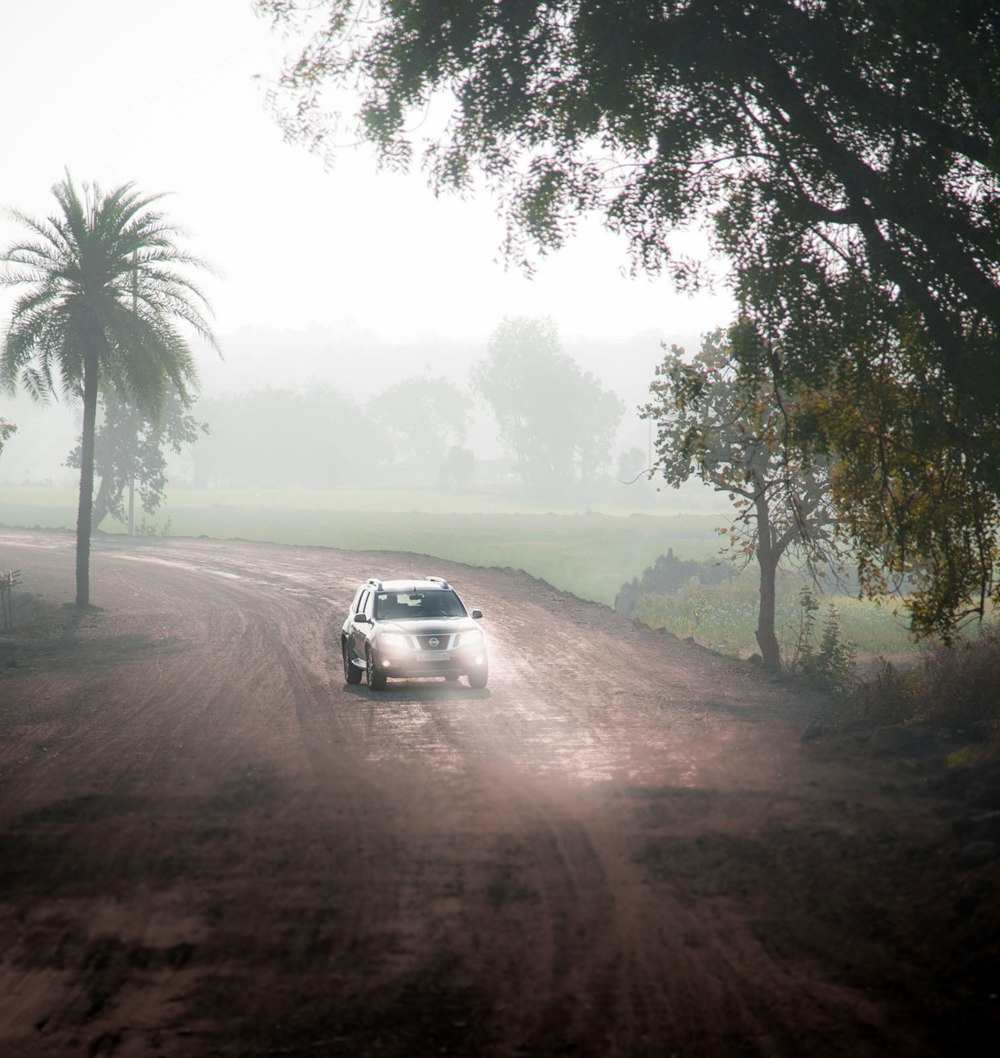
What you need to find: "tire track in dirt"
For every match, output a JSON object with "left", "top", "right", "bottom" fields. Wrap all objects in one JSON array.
[{"left": 105, "top": 545, "right": 415, "bottom": 1004}]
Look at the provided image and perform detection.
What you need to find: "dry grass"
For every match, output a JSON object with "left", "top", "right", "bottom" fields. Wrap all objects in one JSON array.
[{"left": 860, "top": 628, "right": 1000, "bottom": 729}]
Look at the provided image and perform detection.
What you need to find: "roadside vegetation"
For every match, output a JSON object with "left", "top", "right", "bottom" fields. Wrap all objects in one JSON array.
[
  {"left": 629, "top": 571, "right": 914, "bottom": 667},
  {"left": 860, "top": 631, "right": 1000, "bottom": 730}
]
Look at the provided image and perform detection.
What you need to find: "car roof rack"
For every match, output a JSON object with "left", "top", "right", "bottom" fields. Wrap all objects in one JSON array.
[
  {"left": 425, "top": 576, "right": 450, "bottom": 588},
  {"left": 366, "top": 577, "right": 383, "bottom": 590}
]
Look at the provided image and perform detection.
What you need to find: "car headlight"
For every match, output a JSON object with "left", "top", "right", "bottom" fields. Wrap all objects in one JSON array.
[
  {"left": 378, "top": 632, "right": 410, "bottom": 651},
  {"left": 455, "top": 629, "right": 484, "bottom": 648}
]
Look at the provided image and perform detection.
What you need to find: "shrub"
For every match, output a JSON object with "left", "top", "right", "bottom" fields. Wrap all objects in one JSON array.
[
  {"left": 788, "top": 588, "right": 858, "bottom": 695},
  {"left": 615, "top": 548, "right": 732, "bottom": 616},
  {"left": 859, "top": 629, "right": 1000, "bottom": 728},
  {"left": 136, "top": 516, "right": 173, "bottom": 537},
  {"left": 858, "top": 660, "right": 923, "bottom": 725}
]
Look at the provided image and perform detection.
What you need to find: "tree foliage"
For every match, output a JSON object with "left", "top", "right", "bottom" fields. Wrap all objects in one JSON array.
[
  {"left": 257, "top": 0, "right": 1000, "bottom": 634},
  {"left": 471, "top": 317, "right": 623, "bottom": 488},
  {"left": 642, "top": 328, "right": 844, "bottom": 668},
  {"left": 0, "top": 417, "right": 14, "bottom": 457},
  {"left": 1, "top": 175, "right": 214, "bottom": 605},
  {"left": 743, "top": 317, "right": 1000, "bottom": 639}
]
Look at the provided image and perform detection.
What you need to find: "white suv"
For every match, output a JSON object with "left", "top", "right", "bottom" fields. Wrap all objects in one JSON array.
[{"left": 342, "top": 576, "right": 488, "bottom": 690}]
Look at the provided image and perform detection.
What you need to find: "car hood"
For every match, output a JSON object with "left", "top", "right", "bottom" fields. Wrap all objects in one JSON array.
[{"left": 380, "top": 617, "right": 480, "bottom": 636}]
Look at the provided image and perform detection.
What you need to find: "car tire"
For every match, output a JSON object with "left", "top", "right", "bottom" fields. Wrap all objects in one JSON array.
[
  {"left": 366, "top": 647, "right": 387, "bottom": 691},
  {"left": 343, "top": 640, "right": 362, "bottom": 685},
  {"left": 467, "top": 665, "right": 488, "bottom": 689}
]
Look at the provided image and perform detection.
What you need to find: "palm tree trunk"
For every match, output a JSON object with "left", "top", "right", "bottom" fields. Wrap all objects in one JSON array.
[{"left": 75, "top": 353, "right": 99, "bottom": 608}]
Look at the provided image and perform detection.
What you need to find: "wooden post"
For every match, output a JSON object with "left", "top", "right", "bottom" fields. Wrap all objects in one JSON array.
[{"left": 1, "top": 570, "right": 21, "bottom": 630}]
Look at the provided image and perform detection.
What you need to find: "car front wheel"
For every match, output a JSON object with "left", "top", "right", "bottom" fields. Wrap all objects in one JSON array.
[
  {"left": 366, "top": 647, "right": 387, "bottom": 691},
  {"left": 343, "top": 640, "right": 362, "bottom": 685},
  {"left": 467, "top": 664, "right": 488, "bottom": 689}
]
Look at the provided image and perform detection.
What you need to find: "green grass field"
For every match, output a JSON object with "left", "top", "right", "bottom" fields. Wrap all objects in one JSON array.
[
  {"left": 0, "top": 483, "right": 921, "bottom": 662},
  {"left": 0, "top": 484, "right": 726, "bottom": 607}
]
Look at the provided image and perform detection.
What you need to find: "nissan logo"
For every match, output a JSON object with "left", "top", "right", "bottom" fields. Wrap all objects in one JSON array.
[{"left": 428, "top": 637, "right": 440, "bottom": 647}]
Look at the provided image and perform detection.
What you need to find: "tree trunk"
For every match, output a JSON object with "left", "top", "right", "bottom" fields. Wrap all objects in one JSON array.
[
  {"left": 754, "top": 487, "right": 782, "bottom": 670},
  {"left": 756, "top": 550, "right": 781, "bottom": 670},
  {"left": 75, "top": 353, "right": 99, "bottom": 608}
]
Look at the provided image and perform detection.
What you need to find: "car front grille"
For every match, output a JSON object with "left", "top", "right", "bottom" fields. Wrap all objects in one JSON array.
[{"left": 414, "top": 634, "right": 452, "bottom": 651}]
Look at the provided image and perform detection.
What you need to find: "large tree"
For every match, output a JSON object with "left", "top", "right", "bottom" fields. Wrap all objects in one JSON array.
[
  {"left": 1, "top": 176, "right": 215, "bottom": 606},
  {"left": 643, "top": 328, "right": 843, "bottom": 669},
  {"left": 257, "top": 0, "right": 1000, "bottom": 634},
  {"left": 471, "top": 316, "right": 623, "bottom": 488}
]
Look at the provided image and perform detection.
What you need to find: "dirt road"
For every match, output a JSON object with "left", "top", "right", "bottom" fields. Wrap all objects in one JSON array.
[{"left": 0, "top": 529, "right": 996, "bottom": 1057}]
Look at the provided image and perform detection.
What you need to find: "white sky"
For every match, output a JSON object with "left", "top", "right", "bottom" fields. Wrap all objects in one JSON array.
[{"left": 0, "top": 0, "right": 733, "bottom": 349}]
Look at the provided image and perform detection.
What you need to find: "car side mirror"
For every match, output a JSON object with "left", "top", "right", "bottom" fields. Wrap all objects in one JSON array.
[
  {"left": 471, "top": 608, "right": 483, "bottom": 620},
  {"left": 354, "top": 612, "right": 371, "bottom": 624}
]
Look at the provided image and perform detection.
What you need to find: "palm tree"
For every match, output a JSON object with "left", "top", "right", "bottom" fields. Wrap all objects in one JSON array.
[{"left": 1, "top": 175, "right": 216, "bottom": 607}]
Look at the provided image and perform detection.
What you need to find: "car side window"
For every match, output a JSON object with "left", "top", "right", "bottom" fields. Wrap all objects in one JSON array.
[
  {"left": 354, "top": 589, "right": 369, "bottom": 617},
  {"left": 363, "top": 591, "right": 376, "bottom": 620}
]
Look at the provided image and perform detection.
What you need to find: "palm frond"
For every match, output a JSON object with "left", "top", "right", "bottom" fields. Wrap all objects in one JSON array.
[{"left": 2, "top": 172, "right": 216, "bottom": 409}]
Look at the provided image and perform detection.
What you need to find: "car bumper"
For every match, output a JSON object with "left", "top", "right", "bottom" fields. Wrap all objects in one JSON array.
[{"left": 374, "top": 648, "right": 488, "bottom": 679}]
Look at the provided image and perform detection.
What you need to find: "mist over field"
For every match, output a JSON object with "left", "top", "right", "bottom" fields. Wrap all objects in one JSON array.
[{"left": 0, "top": 322, "right": 707, "bottom": 506}]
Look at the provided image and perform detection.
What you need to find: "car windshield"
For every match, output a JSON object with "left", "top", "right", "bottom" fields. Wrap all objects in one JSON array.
[{"left": 375, "top": 590, "right": 466, "bottom": 621}]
